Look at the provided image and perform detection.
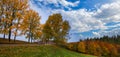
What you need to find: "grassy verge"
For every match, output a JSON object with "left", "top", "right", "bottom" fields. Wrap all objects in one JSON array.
[{"left": 0, "top": 45, "right": 96, "bottom": 57}]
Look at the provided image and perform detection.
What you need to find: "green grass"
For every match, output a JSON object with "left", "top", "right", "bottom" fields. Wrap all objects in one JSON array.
[{"left": 0, "top": 45, "right": 96, "bottom": 57}]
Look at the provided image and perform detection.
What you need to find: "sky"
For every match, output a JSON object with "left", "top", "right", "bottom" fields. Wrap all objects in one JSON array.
[
  {"left": 1, "top": 0, "right": 120, "bottom": 42},
  {"left": 28, "top": 0, "right": 120, "bottom": 42}
]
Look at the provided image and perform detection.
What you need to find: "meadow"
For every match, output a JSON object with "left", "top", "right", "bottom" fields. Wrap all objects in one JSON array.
[{"left": 0, "top": 45, "right": 96, "bottom": 57}]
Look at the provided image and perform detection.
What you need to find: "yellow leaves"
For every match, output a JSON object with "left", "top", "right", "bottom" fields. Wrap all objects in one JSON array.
[
  {"left": 78, "top": 42, "right": 86, "bottom": 53},
  {"left": 15, "top": 12, "right": 22, "bottom": 18},
  {"left": 67, "top": 43, "right": 74, "bottom": 50},
  {"left": 21, "top": 9, "right": 41, "bottom": 40},
  {"left": 10, "top": 25, "right": 16, "bottom": 29},
  {"left": 0, "top": 0, "right": 31, "bottom": 39},
  {"left": 13, "top": 31, "right": 17, "bottom": 35},
  {"left": 42, "top": 13, "right": 70, "bottom": 44},
  {"left": 67, "top": 41, "right": 119, "bottom": 57}
]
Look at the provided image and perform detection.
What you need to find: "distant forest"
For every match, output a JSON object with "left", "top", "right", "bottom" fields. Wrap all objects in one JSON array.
[
  {"left": 66, "top": 35, "right": 120, "bottom": 57},
  {"left": 82, "top": 35, "right": 120, "bottom": 44}
]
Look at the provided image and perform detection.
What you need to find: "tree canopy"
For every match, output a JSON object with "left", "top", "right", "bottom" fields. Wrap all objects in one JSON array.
[{"left": 42, "top": 14, "right": 70, "bottom": 44}]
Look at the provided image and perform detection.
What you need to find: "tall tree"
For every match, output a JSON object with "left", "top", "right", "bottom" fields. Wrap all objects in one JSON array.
[
  {"left": 21, "top": 9, "right": 41, "bottom": 43},
  {"left": 12, "top": 0, "right": 28, "bottom": 42},
  {"left": 42, "top": 13, "right": 70, "bottom": 44},
  {"left": 0, "top": 0, "right": 8, "bottom": 39}
]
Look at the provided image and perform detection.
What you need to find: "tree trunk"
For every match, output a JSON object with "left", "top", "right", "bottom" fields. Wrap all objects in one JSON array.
[
  {"left": 30, "top": 33, "right": 33, "bottom": 43},
  {"left": 28, "top": 37, "right": 30, "bottom": 43},
  {"left": 14, "top": 34, "right": 16, "bottom": 42},
  {"left": 3, "top": 33, "right": 5, "bottom": 39},
  {"left": 8, "top": 29, "right": 11, "bottom": 42},
  {"left": 3, "top": 22, "right": 7, "bottom": 39},
  {"left": 31, "top": 37, "right": 32, "bottom": 43},
  {"left": 8, "top": 22, "right": 12, "bottom": 42},
  {"left": 14, "top": 28, "right": 18, "bottom": 42},
  {"left": 14, "top": 20, "right": 19, "bottom": 43}
]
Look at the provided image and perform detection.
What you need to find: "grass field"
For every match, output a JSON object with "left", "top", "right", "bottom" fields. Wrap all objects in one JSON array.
[{"left": 0, "top": 45, "right": 96, "bottom": 57}]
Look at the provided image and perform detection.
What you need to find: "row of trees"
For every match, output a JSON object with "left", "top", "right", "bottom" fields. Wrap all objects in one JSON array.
[
  {"left": 0, "top": 0, "right": 70, "bottom": 44},
  {"left": 67, "top": 41, "right": 119, "bottom": 57},
  {"left": 0, "top": 0, "right": 31, "bottom": 42},
  {"left": 83, "top": 35, "right": 120, "bottom": 44}
]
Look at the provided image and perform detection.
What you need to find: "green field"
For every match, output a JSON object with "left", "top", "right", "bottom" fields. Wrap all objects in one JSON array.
[{"left": 0, "top": 45, "right": 96, "bottom": 57}]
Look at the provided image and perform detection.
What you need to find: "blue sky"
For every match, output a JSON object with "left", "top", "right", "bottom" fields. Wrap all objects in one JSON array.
[
  {"left": 28, "top": 0, "right": 120, "bottom": 42},
  {"left": 1, "top": 0, "right": 119, "bottom": 42}
]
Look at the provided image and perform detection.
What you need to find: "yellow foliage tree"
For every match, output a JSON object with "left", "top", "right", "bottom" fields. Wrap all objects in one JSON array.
[
  {"left": 78, "top": 42, "right": 86, "bottom": 53},
  {"left": 21, "top": 9, "right": 41, "bottom": 43}
]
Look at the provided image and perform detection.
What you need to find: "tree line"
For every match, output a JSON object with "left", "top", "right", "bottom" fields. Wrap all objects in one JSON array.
[
  {"left": 66, "top": 35, "right": 120, "bottom": 57},
  {"left": 67, "top": 41, "right": 119, "bottom": 57},
  {"left": 83, "top": 35, "right": 120, "bottom": 45},
  {"left": 0, "top": 0, "right": 70, "bottom": 44}
]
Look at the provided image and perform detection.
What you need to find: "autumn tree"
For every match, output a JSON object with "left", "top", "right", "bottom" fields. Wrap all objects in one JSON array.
[
  {"left": 21, "top": 9, "right": 41, "bottom": 43},
  {"left": 42, "top": 13, "right": 70, "bottom": 44},
  {"left": 78, "top": 42, "right": 86, "bottom": 53},
  {"left": 12, "top": 0, "right": 28, "bottom": 42},
  {"left": 0, "top": 0, "right": 28, "bottom": 42},
  {"left": 0, "top": 0, "right": 9, "bottom": 39}
]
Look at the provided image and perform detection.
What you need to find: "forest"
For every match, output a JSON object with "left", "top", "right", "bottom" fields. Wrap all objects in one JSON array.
[{"left": 67, "top": 35, "right": 120, "bottom": 57}]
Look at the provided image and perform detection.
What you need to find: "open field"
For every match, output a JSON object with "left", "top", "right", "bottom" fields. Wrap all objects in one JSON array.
[{"left": 0, "top": 45, "right": 96, "bottom": 57}]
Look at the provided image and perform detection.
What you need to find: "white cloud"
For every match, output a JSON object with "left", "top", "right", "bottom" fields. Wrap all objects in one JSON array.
[
  {"left": 37, "top": 0, "right": 80, "bottom": 9},
  {"left": 92, "top": 32, "right": 100, "bottom": 37},
  {"left": 52, "top": 9, "right": 107, "bottom": 33},
  {"left": 30, "top": 0, "right": 120, "bottom": 38},
  {"left": 107, "top": 23, "right": 120, "bottom": 28},
  {"left": 95, "top": 1, "right": 120, "bottom": 23},
  {"left": 93, "top": 28, "right": 120, "bottom": 37},
  {"left": 51, "top": 1, "right": 120, "bottom": 35},
  {"left": 59, "top": 0, "right": 80, "bottom": 7}
]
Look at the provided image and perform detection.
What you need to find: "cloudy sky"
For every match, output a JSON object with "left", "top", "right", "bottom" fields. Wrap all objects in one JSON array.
[{"left": 28, "top": 0, "right": 120, "bottom": 42}]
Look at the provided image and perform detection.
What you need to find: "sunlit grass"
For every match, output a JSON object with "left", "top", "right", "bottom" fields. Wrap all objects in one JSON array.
[{"left": 0, "top": 45, "right": 96, "bottom": 57}]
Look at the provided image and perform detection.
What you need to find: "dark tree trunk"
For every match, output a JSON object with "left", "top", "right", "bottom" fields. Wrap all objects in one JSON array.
[
  {"left": 14, "top": 28, "right": 18, "bottom": 42},
  {"left": 8, "top": 22, "right": 13, "bottom": 42},
  {"left": 3, "top": 33, "right": 5, "bottom": 39},
  {"left": 31, "top": 37, "right": 32, "bottom": 43},
  {"left": 28, "top": 37, "right": 30, "bottom": 42},
  {"left": 8, "top": 29, "right": 11, "bottom": 42},
  {"left": 31, "top": 33, "right": 33, "bottom": 43},
  {"left": 8, "top": 11, "right": 14, "bottom": 42},
  {"left": 3, "top": 22, "right": 7, "bottom": 39},
  {"left": 14, "top": 34, "right": 16, "bottom": 42}
]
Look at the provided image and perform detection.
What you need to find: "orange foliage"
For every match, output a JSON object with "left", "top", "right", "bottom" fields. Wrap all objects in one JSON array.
[
  {"left": 78, "top": 42, "right": 86, "bottom": 53},
  {"left": 67, "top": 41, "right": 119, "bottom": 57}
]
